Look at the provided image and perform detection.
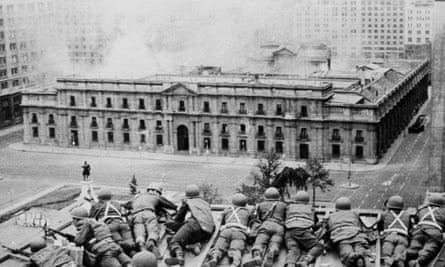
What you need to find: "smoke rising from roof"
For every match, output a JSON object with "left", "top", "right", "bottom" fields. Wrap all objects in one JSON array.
[{"left": 62, "top": 0, "right": 298, "bottom": 78}]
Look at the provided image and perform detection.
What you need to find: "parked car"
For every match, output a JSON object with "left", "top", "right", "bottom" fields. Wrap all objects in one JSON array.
[{"left": 408, "top": 114, "right": 427, "bottom": 133}]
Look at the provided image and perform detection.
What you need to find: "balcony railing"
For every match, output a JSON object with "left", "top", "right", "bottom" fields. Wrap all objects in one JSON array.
[
  {"left": 274, "top": 133, "right": 284, "bottom": 139},
  {"left": 256, "top": 110, "right": 265, "bottom": 115},
  {"left": 238, "top": 109, "right": 247, "bottom": 114},
  {"left": 70, "top": 122, "right": 78, "bottom": 128},
  {"left": 220, "top": 109, "right": 229, "bottom": 114},
  {"left": 355, "top": 136, "right": 364, "bottom": 143},
  {"left": 202, "top": 130, "right": 212, "bottom": 136},
  {"left": 331, "top": 135, "right": 341, "bottom": 141},
  {"left": 299, "top": 134, "right": 309, "bottom": 140},
  {"left": 256, "top": 132, "right": 266, "bottom": 138},
  {"left": 220, "top": 131, "right": 230, "bottom": 137}
]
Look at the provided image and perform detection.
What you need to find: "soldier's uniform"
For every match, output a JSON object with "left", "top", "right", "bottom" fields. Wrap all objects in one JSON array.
[
  {"left": 71, "top": 207, "right": 131, "bottom": 267},
  {"left": 24, "top": 239, "right": 76, "bottom": 267},
  {"left": 246, "top": 187, "right": 286, "bottom": 267},
  {"left": 90, "top": 190, "right": 135, "bottom": 252},
  {"left": 327, "top": 197, "right": 368, "bottom": 267},
  {"left": 127, "top": 183, "right": 177, "bottom": 252},
  {"left": 407, "top": 194, "right": 445, "bottom": 267},
  {"left": 203, "top": 193, "right": 253, "bottom": 267},
  {"left": 165, "top": 184, "right": 215, "bottom": 266},
  {"left": 377, "top": 195, "right": 411, "bottom": 267},
  {"left": 284, "top": 191, "right": 323, "bottom": 267}
]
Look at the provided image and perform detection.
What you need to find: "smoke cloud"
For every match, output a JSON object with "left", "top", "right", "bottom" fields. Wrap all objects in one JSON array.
[{"left": 53, "top": 0, "right": 299, "bottom": 78}]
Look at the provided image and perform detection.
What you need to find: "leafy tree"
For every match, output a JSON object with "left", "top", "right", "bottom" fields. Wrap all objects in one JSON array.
[
  {"left": 272, "top": 167, "right": 310, "bottom": 199},
  {"left": 236, "top": 152, "right": 283, "bottom": 204},
  {"left": 199, "top": 183, "right": 223, "bottom": 204},
  {"left": 305, "top": 158, "right": 334, "bottom": 206}
]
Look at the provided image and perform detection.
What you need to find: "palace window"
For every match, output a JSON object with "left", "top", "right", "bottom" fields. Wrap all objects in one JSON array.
[
  {"left": 49, "top": 128, "right": 55, "bottom": 139},
  {"left": 179, "top": 100, "right": 186, "bottom": 111},
  {"left": 155, "top": 99, "right": 162, "bottom": 110},
  {"left": 204, "top": 137, "right": 211, "bottom": 149},
  {"left": 139, "top": 99, "right": 145, "bottom": 109},
  {"left": 31, "top": 113, "right": 38, "bottom": 123},
  {"left": 48, "top": 114, "right": 55, "bottom": 125},
  {"left": 275, "top": 127, "right": 283, "bottom": 138},
  {"left": 299, "top": 128, "right": 308, "bottom": 139},
  {"left": 356, "top": 146, "right": 364, "bottom": 159},
  {"left": 122, "top": 119, "right": 130, "bottom": 130},
  {"left": 69, "top": 96, "right": 76, "bottom": 106},
  {"left": 275, "top": 141, "right": 283, "bottom": 154},
  {"left": 123, "top": 132, "right": 130, "bottom": 143},
  {"left": 276, "top": 104, "right": 283, "bottom": 115},
  {"left": 156, "top": 135, "right": 163, "bottom": 145},
  {"left": 221, "top": 138, "right": 229, "bottom": 150},
  {"left": 106, "top": 118, "right": 113, "bottom": 129},
  {"left": 90, "top": 97, "right": 96, "bottom": 107},
  {"left": 203, "top": 101, "right": 210, "bottom": 113},
  {"left": 332, "top": 129, "right": 341, "bottom": 141},
  {"left": 92, "top": 131, "right": 98, "bottom": 142},
  {"left": 155, "top": 120, "right": 162, "bottom": 130},
  {"left": 221, "top": 123, "right": 228, "bottom": 134},
  {"left": 256, "top": 103, "right": 265, "bottom": 115},
  {"left": 300, "top": 105, "right": 308, "bottom": 117},
  {"left": 239, "top": 103, "right": 247, "bottom": 114},
  {"left": 240, "top": 124, "right": 246, "bottom": 134},
  {"left": 221, "top": 102, "right": 228, "bottom": 113},
  {"left": 107, "top": 132, "right": 114, "bottom": 143},
  {"left": 257, "top": 140, "right": 265, "bottom": 152},
  {"left": 32, "top": 127, "right": 38, "bottom": 137},
  {"left": 139, "top": 120, "right": 146, "bottom": 130},
  {"left": 90, "top": 117, "right": 98, "bottom": 128},
  {"left": 355, "top": 130, "right": 364, "bottom": 142},
  {"left": 106, "top": 97, "right": 112, "bottom": 108},
  {"left": 257, "top": 125, "right": 265, "bottom": 137},
  {"left": 70, "top": 116, "right": 78, "bottom": 128},
  {"left": 332, "top": 144, "right": 341, "bottom": 158},
  {"left": 122, "top": 98, "right": 129, "bottom": 109}
]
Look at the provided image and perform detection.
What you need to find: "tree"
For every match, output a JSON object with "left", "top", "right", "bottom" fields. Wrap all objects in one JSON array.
[
  {"left": 199, "top": 183, "right": 223, "bottom": 204},
  {"left": 272, "top": 167, "right": 310, "bottom": 199},
  {"left": 305, "top": 158, "right": 334, "bottom": 206},
  {"left": 236, "top": 152, "right": 283, "bottom": 204}
]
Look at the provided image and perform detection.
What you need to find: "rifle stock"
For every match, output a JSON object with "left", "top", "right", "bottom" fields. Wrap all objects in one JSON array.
[{"left": 46, "top": 227, "right": 75, "bottom": 242}]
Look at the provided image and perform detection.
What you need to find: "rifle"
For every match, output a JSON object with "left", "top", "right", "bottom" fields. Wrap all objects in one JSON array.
[
  {"left": 0, "top": 243, "right": 30, "bottom": 258},
  {"left": 46, "top": 227, "right": 75, "bottom": 243}
]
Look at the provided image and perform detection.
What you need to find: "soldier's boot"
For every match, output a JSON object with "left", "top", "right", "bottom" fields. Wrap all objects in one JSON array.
[
  {"left": 229, "top": 250, "right": 243, "bottom": 267},
  {"left": 146, "top": 240, "right": 161, "bottom": 259},
  {"left": 136, "top": 241, "right": 146, "bottom": 252},
  {"left": 202, "top": 254, "right": 220, "bottom": 267},
  {"left": 296, "top": 255, "right": 315, "bottom": 267},
  {"left": 408, "top": 260, "right": 420, "bottom": 267},
  {"left": 355, "top": 255, "right": 366, "bottom": 267},
  {"left": 242, "top": 250, "right": 262, "bottom": 267},
  {"left": 165, "top": 247, "right": 185, "bottom": 266},
  {"left": 189, "top": 242, "right": 202, "bottom": 256},
  {"left": 263, "top": 247, "right": 279, "bottom": 267}
]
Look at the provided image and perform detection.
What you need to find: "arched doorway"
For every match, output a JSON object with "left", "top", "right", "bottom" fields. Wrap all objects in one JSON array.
[{"left": 177, "top": 125, "right": 189, "bottom": 151}]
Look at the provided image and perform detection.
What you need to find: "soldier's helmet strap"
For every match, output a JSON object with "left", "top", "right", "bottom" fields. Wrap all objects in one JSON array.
[{"left": 388, "top": 210, "right": 408, "bottom": 232}]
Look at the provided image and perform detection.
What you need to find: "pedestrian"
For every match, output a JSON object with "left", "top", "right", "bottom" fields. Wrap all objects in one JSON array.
[
  {"left": 326, "top": 196, "right": 368, "bottom": 267},
  {"left": 244, "top": 187, "right": 287, "bottom": 267},
  {"left": 375, "top": 195, "right": 412, "bottom": 267},
  {"left": 202, "top": 193, "right": 253, "bottom": 267},
  {"left": 406, "top": 194, "right": 445, "bottom": 267},
  {"left": 284, "top": 191, "right": 323, "bottom": 267},
  {"left": 164, "top": 184, "right": 215, "bottom": 266},
  {"left": 82, "top": 161, "right": 91, "bottom": 181}
]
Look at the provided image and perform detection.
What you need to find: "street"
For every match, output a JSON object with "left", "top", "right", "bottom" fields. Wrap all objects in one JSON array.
[{"left": 0, "top": 107, "right": 435, "bottom": 210}]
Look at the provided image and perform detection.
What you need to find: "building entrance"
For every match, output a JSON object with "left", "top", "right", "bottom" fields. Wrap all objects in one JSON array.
[{"left": 177, "top": 125, "right": 189, "bottom": 151}]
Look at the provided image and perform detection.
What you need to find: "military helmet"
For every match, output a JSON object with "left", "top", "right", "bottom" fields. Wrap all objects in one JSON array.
[
  {"left": 232, "top": 193, "right": 248, "bottom": 207},
  {"left": 427, "top": 193, "right": 445, "bottom": 207},
  {"left": 264, "top": 187, "right": 280, "bottom": 200},
  {"left": 29, "top": 238, "right": 47, "bottom": 252},
  {"left": 147, "top": 182, "right": 163, "bottom": 195},
  {"left": 71, "top": 206, "right": 89, "bottom": 219},
  {"left": 335, "top": 197, "right": 351, "bottom": 210},
  {"left": 386, "top": 195, "right": 404, "bottom": 210},
  {"left": 293, "top": 191, "right": 310, "bottom": 204},
  {"left": 131, "top": 251, "right": 158, "bottom": 267},
  {"left": 97, "top": 189, "right": 112, "bottom": 201},
  {"left": 185, "top": 184, "right": 200, "bottom": 198}
]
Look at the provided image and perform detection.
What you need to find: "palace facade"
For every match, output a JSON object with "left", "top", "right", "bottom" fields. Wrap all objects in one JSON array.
[{"left": 21, "top": 60, "right": 429, "bottom": 164}]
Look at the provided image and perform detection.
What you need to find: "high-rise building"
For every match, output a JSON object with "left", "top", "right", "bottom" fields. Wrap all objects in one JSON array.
[{"left": 404, "top": 0, "right": 433, "bottom": 58}]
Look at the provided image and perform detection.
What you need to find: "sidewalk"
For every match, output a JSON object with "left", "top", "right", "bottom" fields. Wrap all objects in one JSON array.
[
  {"left": 10, "top": 141, "right": 385, "bottom": 172},
  {"left": 0, "top": 124, "right": 22, "bottom": 138}
]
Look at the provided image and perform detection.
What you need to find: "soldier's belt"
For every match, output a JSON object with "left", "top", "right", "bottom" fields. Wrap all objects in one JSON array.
[
  {"left": 221, "top": 223, "right": 248, "bottom": 232},
  {"left": 265, "top": 217, "right": 285, "bottom": 225},
  {"left": 382, "top": 228, "right": 408, "bottom": 236},
  {"left": 132, "top": 208, "right": 155, "bottom": 216},
  {"left": 418, "top": 221, "right": 443, "bottom": 231},
  {"left": 100, "top": 216, "right": 124, "bottom": 224}
]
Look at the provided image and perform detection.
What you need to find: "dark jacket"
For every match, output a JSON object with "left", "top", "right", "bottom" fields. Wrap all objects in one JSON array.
[
  {"left": 175, "top": 198, "right": 215, "bottom": 234},
  {"left": 256, "top": 200, "right": 287, "bottom": 224}
]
